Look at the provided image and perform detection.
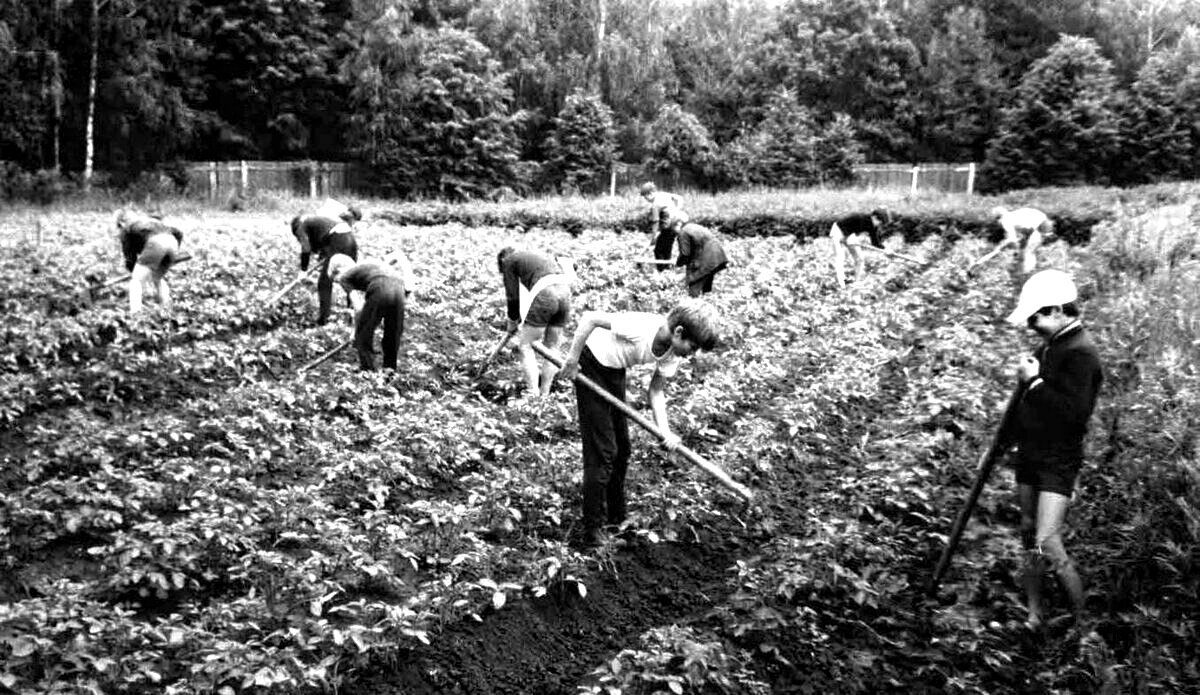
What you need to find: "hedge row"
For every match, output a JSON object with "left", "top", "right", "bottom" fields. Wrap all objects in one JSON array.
[{"left": 374, "top": 207, "right": 1108, "bottom": 246}]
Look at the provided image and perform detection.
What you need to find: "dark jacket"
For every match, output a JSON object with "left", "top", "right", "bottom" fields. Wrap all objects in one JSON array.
[
  {"left": 836, "top": 213, "right": 882, "bottom": 248},
  {"left": 291, "top": 215, "right": 358, "bottom": 271},
  {"left": 1011, "top": 321, "right": 1103, "bottom": 469},
  {"left": 120, "top": 216, "right": 183, "bottom": 271},
  {"left": 500, "top": 250, "right": 561, "bottom": 322},
  {"left": 675, "top": 223, "right": 728, "bottom": 285}
]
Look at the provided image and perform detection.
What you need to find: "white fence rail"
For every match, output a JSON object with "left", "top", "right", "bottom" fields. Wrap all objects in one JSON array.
[{"left": 183, "top": 161, "right": 352, "bottom": 200}]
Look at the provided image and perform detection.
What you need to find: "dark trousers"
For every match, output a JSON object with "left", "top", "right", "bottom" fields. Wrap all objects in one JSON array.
[
  {"left": 577, "top": 347, "right": 631, "bottom": 530},
  {"left": 355, "top": 283, "right": 405, "bottom": 370},
  {"left": 652, "top": 228, "right": 677, "bottom": 272},
  {"left": 687, "top": 272, "right": 716, "bottom": 297}
]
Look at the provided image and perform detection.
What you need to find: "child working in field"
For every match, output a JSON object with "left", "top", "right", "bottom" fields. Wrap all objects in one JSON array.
[
  {"left": 116, "top": 209, "right": 184, "bottom": 314},
  {"left": 290, "top": 204, "right": 360, "bottom": 325},
  {"left": 497, "top": 246, "right": 574, "bottom": 398},
  {"left": 829, "top": 209, "right": 890, "bottom": 288},
  {"left": 328, "top": 253, "right": 408, "bottom": 371},
  {"left": 969, "top": 206, "right": 1055, "bottom": 275},
  {"left": 1000, "top": 269, "right": 1103, "bottom": 630},
  {"left": 557, "top": 298, "right": 720, "bottom": 547},
  {"left": 640, "top": 182, "right": 689, "bottom": 272},
  {"left": 674, "top": 222, "right": 729, "bottom": 297}
]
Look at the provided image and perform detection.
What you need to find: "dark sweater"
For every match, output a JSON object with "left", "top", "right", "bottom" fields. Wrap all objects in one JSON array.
[
  {"left": 120, "top": 217, "right": 183, "bottom": 271},
  {"left": 291, "top": 215, "right": 359, "bottom": 270},
  {"left": 836, "top": 213, "right": 882, "bottom": 249},
  {"left": 338, "top": 262, "right": 404, "bottom": 297},
  {"left": 1012, "top": 321, "right": 1103, "bottom": 469},
  {"left": 500, "top": 250, "right": 561, "bottom": 322}
]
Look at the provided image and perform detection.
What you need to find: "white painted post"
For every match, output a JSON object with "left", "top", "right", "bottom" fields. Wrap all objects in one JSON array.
[
  {"left": 208, "top": 162, "right": 217, "bottom": 200},
  {"left": 309, "top": 161, "right": 318, "bottom": 198},
  {"left": 966, "top": 162, "right": 976, "bottom": 195},
  {"left": 239, "top": 160, "right": 249, "bottom": 196},
  {"left": 910, "top": 165, "right": 920, "bottom": 196},
  {"left": 610, "top": 166, "right": 616, "bottom": 197}
]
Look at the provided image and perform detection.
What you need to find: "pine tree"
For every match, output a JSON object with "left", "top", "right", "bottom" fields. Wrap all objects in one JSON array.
[
  {"left": 982, "top": 35, "right": 1121, "bottom": 191},
  {"left": 545, "top": 90, "right": 618, "bottom": 194}
]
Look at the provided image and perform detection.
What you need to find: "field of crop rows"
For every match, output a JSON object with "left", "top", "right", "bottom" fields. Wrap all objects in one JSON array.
[{"left": 1, "top": 200, "right": 1196, "bottom": 694}]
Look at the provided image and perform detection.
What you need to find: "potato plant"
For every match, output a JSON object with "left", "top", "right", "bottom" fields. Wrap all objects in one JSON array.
[{"left": 0, "top": 191, "right": 1197, "bottom": 694}]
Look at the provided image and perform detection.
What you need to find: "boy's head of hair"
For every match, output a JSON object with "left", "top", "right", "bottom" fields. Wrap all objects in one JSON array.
[
  {"left": 496, "top": 246, "right": 517, "bottom": 273},
  {"left": 871, "top": 207, "right": 892, "bottom": 225},
  {"left": 327, "top": 253, "right": 356, "bottom": 282},
  {"left": 667, "top": 298, "right": 720, "bottom": 351},
  {"left": 639, "top": 181, "right": 657, "bottom": 198}
]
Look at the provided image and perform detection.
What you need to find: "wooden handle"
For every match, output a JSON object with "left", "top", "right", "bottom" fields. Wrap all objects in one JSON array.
[
  {"left": 532, "top": 342, "right": 754, "bottom": 502},
  {"left": 299, "top": 338, "right": 351, "bottom": 372},
  {"left": 269, "top": 258, "right": 328, "bottom": 306},
  {"left": 928, "top": 383, "right": 1026, "bottom": 593}
]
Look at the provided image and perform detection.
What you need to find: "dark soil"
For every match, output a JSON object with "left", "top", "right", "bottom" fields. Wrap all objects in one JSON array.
[{"left": 357, "top": 536, "right": 740, "bottom": 695}]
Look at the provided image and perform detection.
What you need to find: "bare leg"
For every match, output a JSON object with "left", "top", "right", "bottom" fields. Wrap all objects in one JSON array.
[
  {"left": 830, "top": 224, "right": 847, "bottom": 288},
  {"left": 517, "top": 324, "right": 544, "bottom": 396},
  {"left": 1036, "top": 490, "right": 1085, "bottom": 621},
  {"left": 539, "top": 326, "right": 563, "bottom": 396},
  {"left": 1021, "top": 230, "right": 1044, "bottom": 275},
  {"left": 128, "top": 264, "right": 151, "bottom": 313},
  {"left": 1018, "top": 483, "right": 1044, "bottom": 627},
  {"left": 158, "top": 276, "right": 172, "bottom": 311},
  {"left": 849, "top": 234, "right": 865, "bottom": 282}
]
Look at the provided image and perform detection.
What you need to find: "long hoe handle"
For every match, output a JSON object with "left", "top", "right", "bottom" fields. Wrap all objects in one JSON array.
[
  {"left": 847, "top": 244, "right": 924, "bottom": 265},
  {"left": 475, "top": 330, "right": 516, "bottom": 377},
  {"left": 91, "top": 253, "right": 194, "bottom": 292},
  {"left": 270, "top": 259, "right": 328, "bottom": 306},
  {"left": 928, "top": 383, "right": 1027, "bottom": 594},
  {"left": 532, "top": 342, "right": 754, "bottom": 503},
  {"left": 300, "top": 338, "right": 351, "bottom": 373}
]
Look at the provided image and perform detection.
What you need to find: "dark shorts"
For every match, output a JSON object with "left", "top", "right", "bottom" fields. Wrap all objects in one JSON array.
[
  {"left": 1016, "top": 460, "right": 1080, "bottom": 496},
  {"left": 524, "top": 284, "right": 571, "bottom": 328}
]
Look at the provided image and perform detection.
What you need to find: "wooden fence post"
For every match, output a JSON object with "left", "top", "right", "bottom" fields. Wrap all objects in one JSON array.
[
  {"left": 208, "top": 161, "right": 217, "bottom": 200},
  {"left": 966, "top": 162, "right": 976, "bottom": 195},
  {"left": 239, "top": 160, "right": 249, "bottom": 196},
  {"left": 309, "top": 160, "right": 318, "bottom": 198},
  {"left": 610, "top": 166, "right": 617, "bottom": 197},
  {"left": 910, "top": 165, "right": 920, "bottom": 196}
]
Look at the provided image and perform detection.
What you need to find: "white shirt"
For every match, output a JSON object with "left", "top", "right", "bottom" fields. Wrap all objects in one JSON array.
[
  {"left": 585, "top": 313, "right": 681, "bottom": 377},
  {"left": 999, "top": 208, "right": 1049, "bottom": 237}
]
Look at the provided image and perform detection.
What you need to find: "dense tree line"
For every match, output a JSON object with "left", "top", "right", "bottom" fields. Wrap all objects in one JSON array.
[{"left": 1, "top": 0, "right": 1198, "bottom": 198}]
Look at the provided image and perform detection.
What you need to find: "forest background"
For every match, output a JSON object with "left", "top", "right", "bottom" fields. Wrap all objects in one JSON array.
[{"left": 2, "top": 0, "right": 1200, "bottom": 201}]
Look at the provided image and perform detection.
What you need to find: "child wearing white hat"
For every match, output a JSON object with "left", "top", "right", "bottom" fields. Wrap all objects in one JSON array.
[{"left": 1000, "top": 269, "right": 1103, "bottom": 631}]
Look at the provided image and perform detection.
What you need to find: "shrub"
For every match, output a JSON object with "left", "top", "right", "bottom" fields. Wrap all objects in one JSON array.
[{"left": 544, "top": 91, "right": 619, "bottom": 195}]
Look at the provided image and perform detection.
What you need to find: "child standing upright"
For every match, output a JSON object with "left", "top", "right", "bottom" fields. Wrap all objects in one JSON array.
[
  {"left": 1001, "top": 269, "right": 1103, "bottom": 630},
  {"left": 116, "top": 209, "right": 184, "bottom": 314},
  {"left": 558, "top": 298, "right": 720, "bottom": 547}
]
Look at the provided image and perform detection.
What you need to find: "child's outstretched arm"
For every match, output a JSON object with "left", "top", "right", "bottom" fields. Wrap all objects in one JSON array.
[{"left": 648, "top": 370, "right": 681, "bottom": 450}]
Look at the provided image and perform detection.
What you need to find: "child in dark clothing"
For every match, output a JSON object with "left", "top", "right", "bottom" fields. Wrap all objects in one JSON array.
[
  {"left": 328, "top": 254, "right": 406, "bottom": 371},
  {"left": 829, "top": 209, "right": 889, "bottom": 288},
  {"left": 674, "top": 223, "right": 729, "bottom": 297},
  {"left": 115, "top": 209, "right": 184, "bottom": 313},
  {"left": 1001, "top": 269, "right": 1103, "bottom": 630},
  {"left": 640, "top": 182, "right": 689, "bottom": 272},
  {"left": 290, "top": 212, "right": 359, "bottom": 325}
]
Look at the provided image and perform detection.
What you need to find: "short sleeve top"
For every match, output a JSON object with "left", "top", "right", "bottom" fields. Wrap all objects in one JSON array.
[{"left": 585, "top": 312, "right": 681, "bottom": 377}]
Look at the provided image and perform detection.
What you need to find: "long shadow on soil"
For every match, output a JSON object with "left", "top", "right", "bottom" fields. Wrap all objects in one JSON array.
[{"left": 356, "top": 536, "right": 738, "bottom": 695}]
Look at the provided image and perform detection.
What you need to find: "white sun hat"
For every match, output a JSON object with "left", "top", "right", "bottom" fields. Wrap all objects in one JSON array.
[{"left": 1007, "top": 269, "right": 1078, "bottom": 325}]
